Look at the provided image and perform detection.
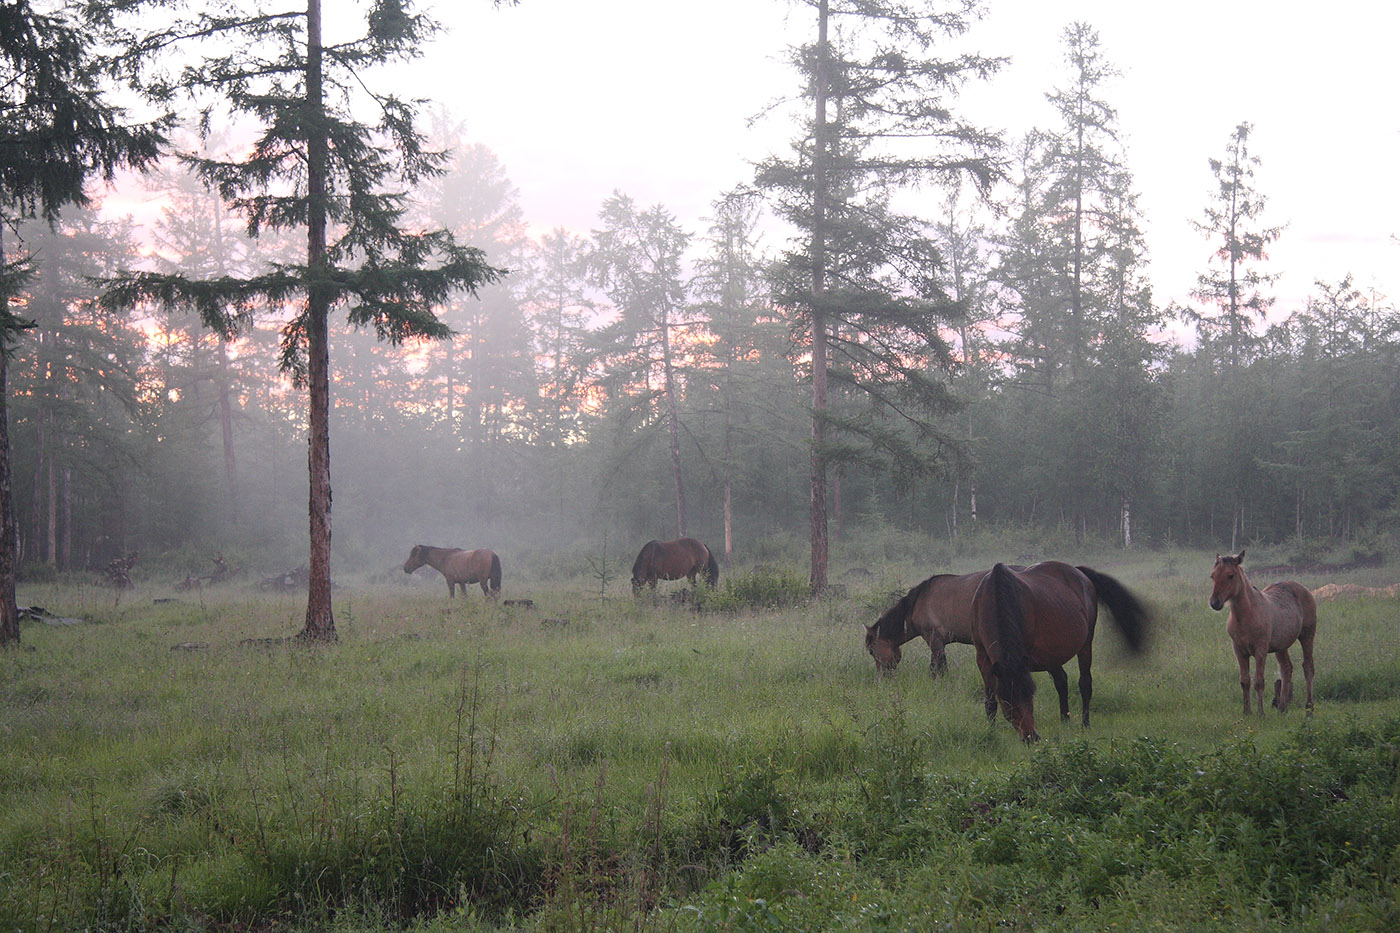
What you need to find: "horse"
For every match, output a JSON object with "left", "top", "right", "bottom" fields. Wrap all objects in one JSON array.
[
  {"left": 1208, "top": 550, "right": 1317, "bottom": 715},
  {"left": 971, "top": 561, "right": 1151, "bottom": 742},
  {"left": 631, "top": 537, "right": 719, "bottom": 594},
  {"left": 864, "top": 568, "right": 1079, "bottom": 724},
  {"left": 403, "top": 544, "right": 502, "bottom": 598}
]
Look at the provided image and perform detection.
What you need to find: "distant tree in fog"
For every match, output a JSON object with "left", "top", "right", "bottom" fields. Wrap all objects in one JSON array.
[
  {"left": 97, "top": 0, "right": 503, "bottom": 643},
  {"left": 755, "top": 0, "right": 1003, "bottom": 589},
  {"left": 1183, "top": 121, "right": 1282, "bottom": 371},
  {"left": 0, "top": 0, "right": 164, "bottom": 646},
  {"left": 586, "top": 193, "right": 695, "bottom": 536},
  {"left": 524, "top": 228, "right": 593, "bottom": 447}
]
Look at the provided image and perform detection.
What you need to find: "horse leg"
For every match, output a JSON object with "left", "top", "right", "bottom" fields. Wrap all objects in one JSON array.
[
  {"left": 447, "top": 580, "right": 456, "bottom": 598},
  {"left": 1273, "top": 648, "right": 1295, "bottom": 713},
  {"left": 1251, "top": 650, "right": 1268, "bottom": 715},
  {"left": 1048, "top": 666, "right": 1070, "bottom": 722},
  {"left": 1300, "top": 631, "right": 1316, "bottom": 712},
  {"left": 1235, "top": 648, "right": 1252, "bottom": 715},
  {"left": 976, "top": 651, "right": 998, "bottom": 722},
  {"left": 926, "top": 638, "right": 948, "bottom": 677},
  {"left": 1077, "top": 647, "right": 1094, "bottom": 729}
]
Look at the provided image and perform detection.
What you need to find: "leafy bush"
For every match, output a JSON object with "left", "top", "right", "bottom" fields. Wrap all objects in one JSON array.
[{"left": 696, "top": 566, "right": 810, "bottom": 612}]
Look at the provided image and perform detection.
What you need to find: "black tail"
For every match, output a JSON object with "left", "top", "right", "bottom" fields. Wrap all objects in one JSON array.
[
  {"left": 704, "top": 547, "right": 720, "bottom": 587},
  {"left": 988, "top": 562, "right": 1035, "bottom": 706},
  {"left": 488, "top": 552, "right": 503, "bottom": 596},
  {"left": 1076, "top": 565, "right": 1149, "bottom": 654}
]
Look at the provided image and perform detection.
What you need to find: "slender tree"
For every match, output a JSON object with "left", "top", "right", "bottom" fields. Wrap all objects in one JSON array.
[
  {"left": 99, "top": 0, "right": 504, "bottom": 641},
  {"left": 1184, "top": 121, "right": 1282, "bottom": 370},
  {"left": 0, "top": 1, "right": 164, "bottom": 645},
  {"left": 756, "top": 0, "right": 1002, "bottom": 588}
]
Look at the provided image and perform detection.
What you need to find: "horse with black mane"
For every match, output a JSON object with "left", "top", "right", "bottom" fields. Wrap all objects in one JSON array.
[
  {"left": 970, "top": 561, "right": 1151, "bottom": 742},
  {"left": 865, "top": 567, "right": 1080, "bottom": 724},
  {"left": 1208, "top": 550, "right": 1316, "bottom": 715},
  {"left": 403, "top": 544, "right": 502, "bottom": 598},
  {"left": 631, "top": 537, "right": 719, "bottom": 594}
]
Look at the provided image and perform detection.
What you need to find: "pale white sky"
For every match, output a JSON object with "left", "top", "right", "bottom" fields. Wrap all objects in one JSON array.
[{"left": 413, "top": 0, "right": 1398, "bottom": 316}]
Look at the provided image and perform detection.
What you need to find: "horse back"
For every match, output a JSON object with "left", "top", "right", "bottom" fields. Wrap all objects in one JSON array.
[
  {"left": 1262, "top": 581, "right": 1317, "bottom": 646},
  {"left": 911, "top": 570, "right": 989, "bottom": 644},
  {"left": 1006, "top": 562, "right": 1097, "bottom": 665}
]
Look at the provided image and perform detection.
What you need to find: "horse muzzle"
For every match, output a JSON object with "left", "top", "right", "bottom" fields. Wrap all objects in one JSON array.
[{"left": 1209, "top": 597, "right": 1224, "bottom": 611}]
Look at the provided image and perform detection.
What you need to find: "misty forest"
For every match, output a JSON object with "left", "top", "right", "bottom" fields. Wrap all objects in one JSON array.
[
  {"left": 3, "top": 1, "right": 1400, "bottom": 931},
  {"left": 5, "top": 4, "right": 1396, "bottom": 611}
]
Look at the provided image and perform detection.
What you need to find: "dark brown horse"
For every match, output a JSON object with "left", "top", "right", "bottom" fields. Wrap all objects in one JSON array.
[
  {"left": 972, "top": 561, "right": 1150, "bottom": 742},
  {"left": 1209, "top": 550, "right": 1317, "bottom": 715},
  {"left": 631, "top": 537, "right": 719, "bottom": 594},
  {"left": 865, "top": 568, "right": 1078, "bottom": 723},
  {"left": 403, "top": 545, "right": 502, "bottom": 598}
]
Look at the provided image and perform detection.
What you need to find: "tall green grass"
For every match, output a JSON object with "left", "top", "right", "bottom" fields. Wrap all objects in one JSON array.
[{"left": 2, "top": 550, "right": 1397, "bottom": 930}]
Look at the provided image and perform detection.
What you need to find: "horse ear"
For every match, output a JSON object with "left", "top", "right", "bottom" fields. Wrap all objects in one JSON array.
[{"left": 1235, "top": 549, "right": 1246, "bottom": 565}]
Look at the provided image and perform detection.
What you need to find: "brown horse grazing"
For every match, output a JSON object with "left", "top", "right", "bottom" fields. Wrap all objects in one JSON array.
[
  {"left": 865, "top": 569, "right": 1079, "bottom": 725},
  {"left": 403, "top": 545, "right": 502, "bottom": 598},
  {"left": 972, "top": 561, "right": 1151, "bottom": 742},
  {"left": 631, "top": 537, "right": 719, "bottom": 594},
  {"left": 1209, "top": 551, "right": 1317, "bottom": 715}
]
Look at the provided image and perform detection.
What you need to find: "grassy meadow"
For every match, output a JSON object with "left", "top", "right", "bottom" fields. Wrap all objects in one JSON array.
[{"left": 2, "top": 543, "right": 1399, "bottom": 931}]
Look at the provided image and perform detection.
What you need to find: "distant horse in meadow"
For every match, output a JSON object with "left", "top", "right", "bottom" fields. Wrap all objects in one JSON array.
[
  {"left": 865, "top": 567, "right": 1080, "bottom": 724},
  {"left": 1209, "top": 550, "right": 1316, "bottom": 715},
  {"left": 631, "top": 537, "right": 719, "bottom": 594},
  {"left": 971, "top": 561, "right": 1151, "bottom": 742},
  {"left": 403, "top": 544, "right": 501, "bottom": 598}
]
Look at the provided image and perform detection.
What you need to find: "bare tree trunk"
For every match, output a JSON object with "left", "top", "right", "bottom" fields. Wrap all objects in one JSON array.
[
  {"left": 46, "top": 456, "right": 56, "bottom": 566},
  {"left": 216, "top": 340, "right": 240, "bottom": 523},
  {"left": 61, "top": 464, "right": 71, "bottom": 570},
  {"left": 29, "top": 406, "right": 44, "bottom": 562},
  {"left": 659, "top": 308, "right": 688, "bottom": 536},
  {"left": 299, "top": 0, "right": 336, "bottom": 643},
  {"left": 0, "top": 331, "right": 18, "bottom": 645},
  {"left": 807, "top": 0, "right": 831, "bottom": 592},
  {"left": 1121, "top": 497, "right": 1132, "bottom": 549}
]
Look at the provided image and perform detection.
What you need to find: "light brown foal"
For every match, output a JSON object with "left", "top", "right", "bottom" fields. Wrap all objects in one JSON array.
[{"left": 1209, "top": 550, "right": 1317, "bottom": 715}]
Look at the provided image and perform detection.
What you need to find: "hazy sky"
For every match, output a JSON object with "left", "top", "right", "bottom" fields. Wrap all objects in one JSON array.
[{"left": 415, "top": 0, "right": 1397, "bottom": 318}]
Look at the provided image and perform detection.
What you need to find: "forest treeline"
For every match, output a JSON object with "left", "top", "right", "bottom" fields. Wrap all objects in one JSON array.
[{"left": 10, "top": 13, "right": 1397, "bottom": 579}]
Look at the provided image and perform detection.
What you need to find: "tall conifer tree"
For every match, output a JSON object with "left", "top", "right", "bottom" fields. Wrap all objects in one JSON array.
[{"left": 756, "top": 0, "right": 1002, "bottom": 588}]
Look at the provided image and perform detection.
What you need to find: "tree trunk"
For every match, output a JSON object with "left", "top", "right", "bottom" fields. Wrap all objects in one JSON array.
[
  {"left": 217, "top": 339, "right": 240, "bottom": 523},
  {"left": 299, "top": 0, "right": 335, "bottom": 643},
  {"left": 61, "top": 464, "right": 71, "bottom": 570},
  {"left": 659, "top": 307, "right": 688, "bottom": 536},
  {"left": 0, "top": 222, "right": 19, "bottom": 645},
  {"left": 807, "top": 0, "right": 831, "bottom": 592}
]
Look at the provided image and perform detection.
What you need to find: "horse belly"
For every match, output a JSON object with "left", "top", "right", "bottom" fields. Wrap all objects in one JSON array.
[{"left": 1025, "top": 618, "right": 1089, "bottom": 669}]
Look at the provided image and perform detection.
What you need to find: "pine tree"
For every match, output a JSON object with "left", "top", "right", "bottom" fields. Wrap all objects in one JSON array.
[{"left": 98, "top": 0, "right": 504, "bottom": 641}]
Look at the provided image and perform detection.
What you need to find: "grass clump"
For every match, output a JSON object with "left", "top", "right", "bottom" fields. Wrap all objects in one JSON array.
[{"left": 695, "top": 565, "right": 810, "bottom": 612}]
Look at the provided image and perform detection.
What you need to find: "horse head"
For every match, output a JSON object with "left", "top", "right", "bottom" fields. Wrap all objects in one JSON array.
[
  {"left": 1209, "top": 550, "right": 1246, "bottom": 611},
  {"left": 867, "top": 594, "right": 913, "bottom": 675},
  {"left": 865, "top": 622, "right": 902, "bottom": 674},
  {"left": 403, "top": 545, "right": 428, "bottom": 574}
]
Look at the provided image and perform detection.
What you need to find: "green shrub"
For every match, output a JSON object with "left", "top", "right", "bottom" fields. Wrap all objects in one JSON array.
[{"left": 696, "top": 566, "right": 810, "bottom": 612}]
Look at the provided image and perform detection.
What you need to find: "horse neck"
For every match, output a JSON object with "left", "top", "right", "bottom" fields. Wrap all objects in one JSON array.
[
  {"left": 1225, "top": 568, "right": 1263, "bottom": 612},
  {"left": 422, "top": 547, "right": 454, "bottom": 571}
]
